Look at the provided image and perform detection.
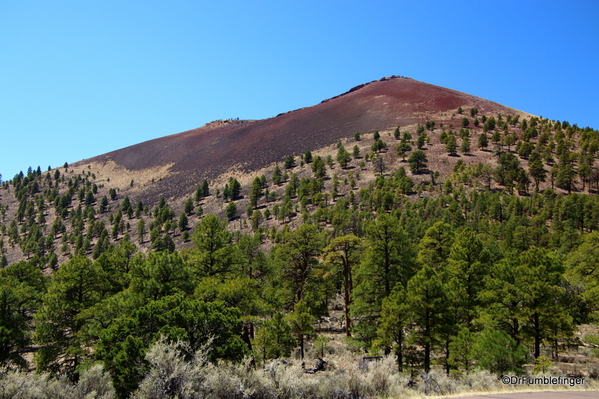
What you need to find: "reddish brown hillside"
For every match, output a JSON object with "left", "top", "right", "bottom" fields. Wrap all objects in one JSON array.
[{"left": 79, "top": 76, "right": 525, "bottom": 202}]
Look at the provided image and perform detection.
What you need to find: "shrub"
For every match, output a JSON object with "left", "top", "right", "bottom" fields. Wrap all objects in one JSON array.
[{"left": 0, "top": 364, "right": 115, "bottom": 399}]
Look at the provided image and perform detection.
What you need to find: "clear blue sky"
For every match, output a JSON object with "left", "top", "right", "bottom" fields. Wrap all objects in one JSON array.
[{"left": 1, "top": 1, "right": 598, "bottom": 180}]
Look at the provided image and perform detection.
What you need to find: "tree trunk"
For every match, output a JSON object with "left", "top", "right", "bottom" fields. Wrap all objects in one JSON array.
[
  {"left": 445, "top": 338, "right": 451, "bottom": 375},
  {"left": 424, "top": 342, "right": 431, "bottom": 373},
  {"left": 396, "top": 331, "right": 403, "bottom": 372},
  {"left": 534, "top": 313, "right": 541, "bottom": 358},
  {"left": 343, "top": 259, "right": 352, "bottom": 336}
]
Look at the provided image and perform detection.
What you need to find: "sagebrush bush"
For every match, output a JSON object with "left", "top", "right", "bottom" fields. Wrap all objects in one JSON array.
[
  {"left": 459, "top": 370, "right": 498, "bottom": 393},
  {"left": 131, "top": 340, "right": 597, "bottom": 399},
  {"left": 417, "top": 370, "right": 458, "bottom": 396},
  {"left": 71, "top": 364, "right": 116, "bottom": 399},
  {"left": 1, "top": 339, "right": 595, "bottom": 399},
  {"left": 130, "top": 340, "right": 417, "bottom": 399},
  {"left": 0, "top": 364, "right": 115, "bottom": 399}
]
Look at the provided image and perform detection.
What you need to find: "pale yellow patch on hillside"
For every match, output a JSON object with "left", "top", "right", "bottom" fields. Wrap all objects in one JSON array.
[{"left": 74, "top": 159, "right": 175, "bottom": 192}]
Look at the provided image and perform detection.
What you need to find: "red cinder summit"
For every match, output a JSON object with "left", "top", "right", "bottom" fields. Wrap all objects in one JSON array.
[{"left": 82, "top": 76, "right": 524, "bottom": 197}]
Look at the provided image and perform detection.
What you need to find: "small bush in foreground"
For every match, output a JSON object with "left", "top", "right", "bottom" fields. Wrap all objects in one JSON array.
[{"left": 0, "top": 364, "right": 114, "bottom": 399}]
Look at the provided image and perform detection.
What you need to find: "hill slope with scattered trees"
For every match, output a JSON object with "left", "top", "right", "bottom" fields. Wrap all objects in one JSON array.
[{"left": 1, "top": 86, "right": 599, "bottom": 397}]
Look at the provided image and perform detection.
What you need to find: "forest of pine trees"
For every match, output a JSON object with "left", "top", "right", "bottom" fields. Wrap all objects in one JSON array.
[{"left": 1, "top": 112, "right": 599, "bottom": 397}]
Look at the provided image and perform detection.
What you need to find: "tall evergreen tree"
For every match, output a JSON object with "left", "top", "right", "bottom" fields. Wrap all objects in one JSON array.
[
  {"left": 352, "top": 214, "right": 415, "bottom": 346},
  {"left": 406, "top": 266, "right": 448, "bottom": 372},
  {"left": 375, "top": 284, "right": 409, "bottom": 371},
  {"left": 34, "top": 256, "right": 107, "bottom": 377},
  {"left": 323, "top": 234, "right": 363, "bottom": 336},
  {"left": 274, "top": 224, "right": 324, "bottom": 309},
  {"left": 445, "top": 228, "right": 490, "bottom": 326},
  {"left": 189, "top": 215, "right": 238, "bottom": 278},
  {"left": 416, "top": 221, "right": 454, "bottom": 270}
]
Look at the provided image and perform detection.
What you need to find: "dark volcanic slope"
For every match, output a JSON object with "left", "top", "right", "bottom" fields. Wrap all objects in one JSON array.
[{"left": 83, "top": 76, "right": 524, "bottom": 194}]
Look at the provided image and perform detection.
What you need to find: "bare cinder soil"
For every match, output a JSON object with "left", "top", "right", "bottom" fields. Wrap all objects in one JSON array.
[{"left": 74, "top": 76, "right": 528, "bottom": 205}]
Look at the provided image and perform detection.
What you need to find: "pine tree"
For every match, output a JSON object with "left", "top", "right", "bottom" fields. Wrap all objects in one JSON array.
[
  {"left": 478, "top": 132, "right": 489, "bottom": 151},
  {"left": 272, "top": 165, "right": 282, "bottom": 185},
  {"left": 225, "top": 201, "right": 237, "bottom": 220},
  {"left": 460, "top": 137, "right": 471, "bottom": 154},
  {"left": 416, "top": 221, "right": 454, "bottom": 270},
  {"left": 473, "top": 328, "right": 528, "bottom": 375},
  {"left": 406, "top": 266, "right": 448, "bottom": 372},
  {"left": 565, "top": 232, "right": 599, "bottom": 319},
  {"left": 249, "top": 177, "right": 263, "bottom": 209},
  {"left": 251, "top": 209, "right": 263, "bottom": 231},
  {"left": 352, "top": 214, "right": 415, "bottom": 346},
  {"left": 274, "top": 224, "right": 324, "bottom": 307},
  {"left": 190, "top": 214, "right": 237, "bottom": 278},
  {"left": 395, "top": 142, "right": 412, "bottom": 161},
  {"left": 178, "top": 213, "right": 188, "bottom": 234},
  {"left": 556, "top": 163, "right": 577, "bottom": 194},
  {"left": 407, "top": 150, "right": 428, "bottom": 173},
  {"left": 228, "top": 178, "right": 241, "bottom": 199},
  {"left": 284, "top": 156, "right": 296, "bottom": 169},
  {"left": 194, "top": 186, "right": 203, "bottom": 202},
  {"left": 137, "top": 218, "right": 146, "bottom": 243},
  {"left": 184, "top": 198, "right": 194, "bottom": 215},
  {"left": 304, "top": 150, "right": 313, "bottom": 164},
  {"left": 448, "top": 327, "right": 476, "bottom": 372},
  {"left": 479, "top": 248, "right": 572, "bottom": 358},
  {"left": 34, "top": 256, "right": 107, "bottom": 377},
  {"left": 253, "top": 313, "right": 296, "bottom": 362},
  {"left": 445, "top": 228, "right": 489, "bottom": 326},
  {"left": 371, "top": 139, "right": 387, "bottom": 153},
  {"left": 323, "top": 234, "right": 363, "bottom": 336},
  {"left": 337, "top": 144, "right": 351, "bottom": 168},
  {"left": 446, "top": 135, "right": 457, "bottom": 156},
  {"left": 375, "top": 284, "right": 409, "bottom": 371},
  {"left": 416, "top": 132, "right": 427, "bottom": 149},
  {"left": 286, "top": 300, "right": 315, "bottom": 359},
  {"left": 579, "top": 162, "right": 592, "bottom": 192},
  {"left": 311, "top": 156, "right": 327, "bottom": 178},
  {"left": 201, "top": 180, "right": 209, "bottom": 197}
]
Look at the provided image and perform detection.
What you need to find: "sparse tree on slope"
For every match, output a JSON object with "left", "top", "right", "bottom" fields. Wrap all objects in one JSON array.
[{"left": 408, "top": 150, "right": 428, "bottom": 173}]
